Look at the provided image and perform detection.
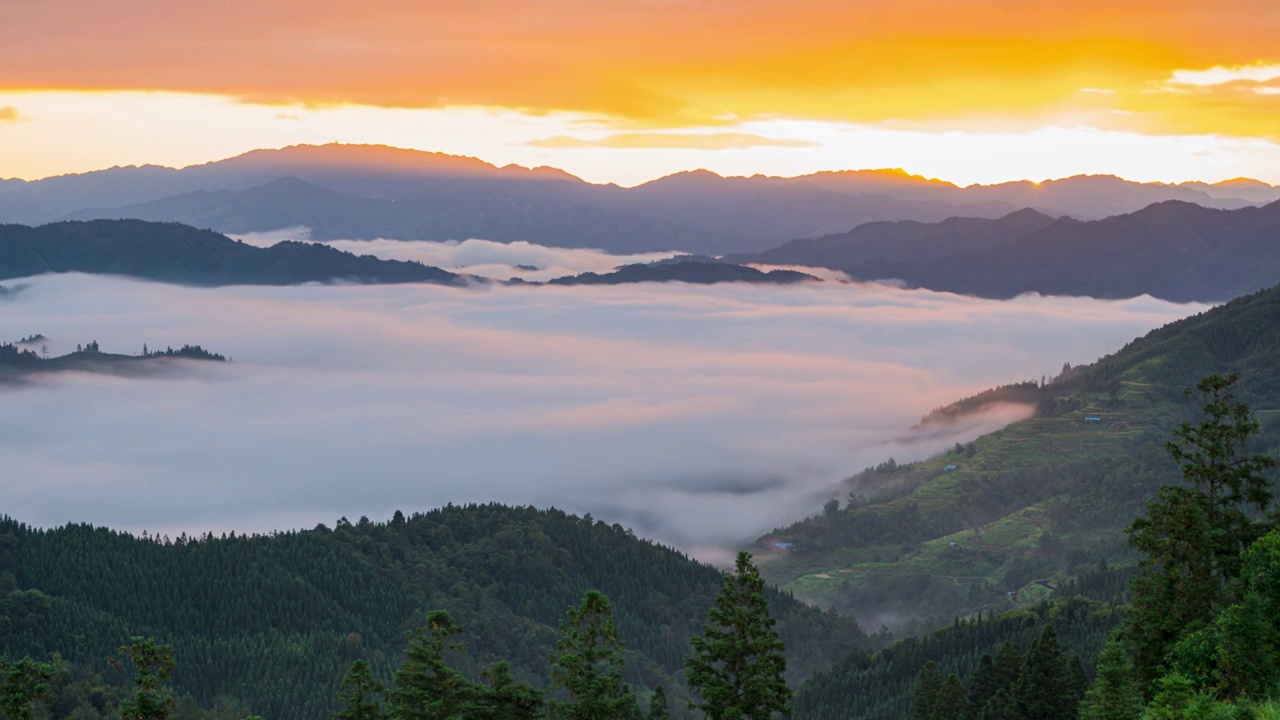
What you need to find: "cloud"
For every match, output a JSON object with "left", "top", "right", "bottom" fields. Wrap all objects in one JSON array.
[
  {"left": 0, "top": 273, "right": 1205, "bottom": 557},
  {"left": 227, "top": 230, "right": 688, "bottom": 282},
  {"left": 7, "top": 0, "right": 1277, "bottom": 137},
  {"left": 527, "top": 132, "right": 819, "bottom": 151},
  {"left": 1168, "top": 63, "right": 1280, "bottom": 87},
  {"left": 0, "top": 106, "right": 21, "bottom": 123}
]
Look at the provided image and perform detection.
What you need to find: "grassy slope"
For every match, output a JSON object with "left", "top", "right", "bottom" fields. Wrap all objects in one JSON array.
[{"left": 760, "top": 286, "right": 1280, "bottom": 628}]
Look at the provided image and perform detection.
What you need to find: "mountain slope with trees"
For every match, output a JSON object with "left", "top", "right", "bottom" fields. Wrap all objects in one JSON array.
[
  {"left": 794, "top": 371, "right": 1280, "bottom": 720},
  {"left": 759, "top": 281, "right": 1280, "bottom": 629},
  {"left": 0, "top": 505, "right": 866, "bottom": 719}
]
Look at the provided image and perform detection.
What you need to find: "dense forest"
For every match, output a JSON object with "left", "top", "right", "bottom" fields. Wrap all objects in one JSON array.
[
  {"left": 0, "top": 505, "right": 865, "bottom": 719},
  {"left": 0, "top": 220, "right": 462, "bottom": 286}
]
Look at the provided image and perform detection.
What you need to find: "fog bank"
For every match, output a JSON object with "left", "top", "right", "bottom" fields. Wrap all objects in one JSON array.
[
  {"left": 230, "top": 229, "right": 686, "bottom": 281},
  {"left": 0, "top": 274, "right": 1206, "bottom": 555}
]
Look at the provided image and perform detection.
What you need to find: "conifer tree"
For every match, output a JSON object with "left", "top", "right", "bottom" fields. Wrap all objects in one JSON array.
[
  {"left": 685, "top": 552, "right": 792, "bottom": 720},
  {"left": 908, "top": 662, "right": 943, "bottom": 720},
  {"left": 1012, "top": 626, "right": 1074, "bottom": 720},
  {"left": 333, "top": 659, "right": 387, "bottom": 720},
  {"left": 0, "top": 657, "right": 52, "bottom": 720},
  {"left": 936, "top": 674, "right": 968, "bottom": 720},
  {"left": 550, "top": 590, "right": 638, "bottom": 720},
  {"left": 391, "top": 611, "right": 476, "bottom": 720},
  {"left": 1126, "top": 374, "right": 1277, "bottom": 686},
  {"left": 474, "top": 661, "right": 543, "bottom": 720},
  {"left": 981, "top": 688, "right": 1018, "bottom": 720},
  {"left": 991, "top": 642, "right": 1023, "bottom": 689},
  {"left": 648, "top": 685, "right": 671, "bottom": 720},
  {"left": 116, "top": 637, "right": 177, "bottom": 720},
  {"left": 969, "top": 642, "right": 1024, "bottom": 720},
  {"left": 967, "top": 654, "right": 1000, "bottom": 719},
  {"left": 1079, "top": 639, "right": 1142, "bottom": 720}
]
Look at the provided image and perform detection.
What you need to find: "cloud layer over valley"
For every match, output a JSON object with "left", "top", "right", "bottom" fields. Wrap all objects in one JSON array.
[
  {"left": 231, "top": 229, "right": 686, "bottom": 281},
  {"left": 0, "top": 273, "right": 1206, "bottom": 558}
]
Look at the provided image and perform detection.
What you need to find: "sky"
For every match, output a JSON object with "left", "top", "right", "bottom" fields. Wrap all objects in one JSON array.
[
  {"left": 0, "top": 259, "right": 1207, "bottom": 559},
  {"left": 2, "top": 0, "right": 1280, "bottom": 185}
]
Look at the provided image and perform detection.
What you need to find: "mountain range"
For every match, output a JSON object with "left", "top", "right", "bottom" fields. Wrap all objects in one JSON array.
[
  {"left": 740, "top": 200, "right": 1280, "bottom": 302},
  {"left": 5, "top": 143, "right": 1278, "bottom": 254}
]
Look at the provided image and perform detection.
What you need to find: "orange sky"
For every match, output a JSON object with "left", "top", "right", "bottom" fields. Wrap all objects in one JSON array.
[{"left": 3, "top": 0, "right": 1280, "bottom": 183}]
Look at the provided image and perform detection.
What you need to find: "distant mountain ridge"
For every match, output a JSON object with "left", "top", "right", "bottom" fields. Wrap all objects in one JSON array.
[
  {"left": 5, "top": 143, "right": 1277, "bottom": 254},
  {"left": 547, "top": 258, "right": 817, "bottom": 286},
  {"left": 742, "top": 199, "right": 1280, "bottom": 302},
  {"left": 0, "top": 220, "right": 817, "bottom": 289},
  {"left": 0, "top": 220, "right": 463, "bottom": 286}
]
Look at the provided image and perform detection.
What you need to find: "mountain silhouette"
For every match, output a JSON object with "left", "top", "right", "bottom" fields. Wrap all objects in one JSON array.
[
  {"left": 742, "top": 200, "right": 1280, "bottom": 302},
  {"left": 6, "top": 143, "right": 1276, "bottom": 254}
]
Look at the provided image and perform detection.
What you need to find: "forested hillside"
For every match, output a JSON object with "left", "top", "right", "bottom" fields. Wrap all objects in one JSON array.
[
  {"left": 0, "top": 339, "right": 225, "bottom": 385},
  {"left": 794, "top": 367, "right": 1280, "bottom": 720},
  {"left": 760, "top": 282, "right": 1280, "bottom": 629},
  {"left": 0, "top": 505, "right": 865, "bottom": 719}
]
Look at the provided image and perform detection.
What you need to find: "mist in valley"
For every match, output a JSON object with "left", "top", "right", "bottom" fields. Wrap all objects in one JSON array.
[{"left": 0, "top": 264, "right": 1208, "bottom": 559}]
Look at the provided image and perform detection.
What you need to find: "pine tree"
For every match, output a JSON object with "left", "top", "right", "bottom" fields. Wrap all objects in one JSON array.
[
  {"left": 991, "top": 642, "right": 1023, "bottom": 689},
  {"left": 333, "top": 659, "right": 387, "bottom": 720},
  {"left": 0, "top": 657, "right": 52, "bottom": 720},
  {"left": 980, "top": 688, "right": 1018, "bottom": 720},
  {"left": 550, "top": 590, "right": 638, "bottom": 720},
  {"left": 116, "top": 637, "right": 177, "bottom": 720},
  {"left": 648, "top": 685, "right": 671, "bottom": 720},
  {"left": 472, "top": 661, "right": 543, "bottom": 720},
  {"left": 1126, "top": 374, "right": 1277, "bottom": 686},
  {"left": 967, "top": 654, "right": 1000, "bottom": 719},
  {"left": 908, "top": 662, "right": 943, "bottom": 720},
  {"left": 1066, "top": 655, "right": 1088, "bottom": 707},
  {"left": 1079, "top": 639, "right": 1142, "bottom": 720},
  {"left": 391, "top": 611, "right": 476, "bottom": 720},
  {"left": 1012, "top": 626, "right": 1075, "bottom": 720},
  {"left": 936, "top": 673, "right": 968, "bottom": 720},
  {"left": 971, "top": 642, "right": 1024, "bottom": 719},
  {"left": 685, "top": 552, "right": 792, "bottom": 720}
]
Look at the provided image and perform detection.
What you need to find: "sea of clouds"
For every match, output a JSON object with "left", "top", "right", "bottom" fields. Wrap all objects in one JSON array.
[
  {"left": 231, "top": 228, "right": 687, "bottom": 282},
  {"left": 0, "top": 268, "right": 1208, "bottom": 561}
]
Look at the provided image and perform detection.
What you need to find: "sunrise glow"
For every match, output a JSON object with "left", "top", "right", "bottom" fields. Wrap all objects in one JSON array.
[{"left": 3, "top": 0, "right": 1279, "bottom": 184}]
